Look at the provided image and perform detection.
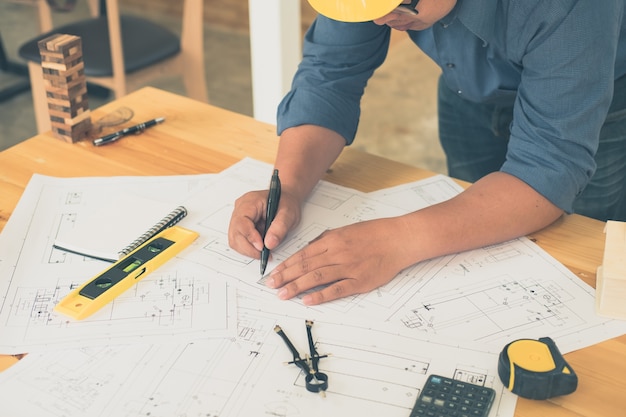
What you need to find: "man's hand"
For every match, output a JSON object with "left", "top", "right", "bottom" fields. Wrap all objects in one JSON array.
[
  {"left": 261, "top": 172, "right": 564, "bottom": 306},
  {"left": 228, "top": 189, "right": 301, "bottom": 260},
  {"left": 264, "top": 217, "right": 411, "bottom": 305}
]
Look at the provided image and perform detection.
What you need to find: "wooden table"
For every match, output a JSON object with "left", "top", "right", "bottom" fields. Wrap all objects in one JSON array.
[{"left": 0, "top": 87, "right": 624, "bottom": 417}]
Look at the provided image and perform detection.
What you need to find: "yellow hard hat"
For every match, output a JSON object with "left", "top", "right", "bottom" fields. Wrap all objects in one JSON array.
[{"left": 307, "top": 0, "right": 403, "bottom": 23}]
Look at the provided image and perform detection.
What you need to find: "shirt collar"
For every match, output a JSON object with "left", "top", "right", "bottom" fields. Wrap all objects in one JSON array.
[{"left": 454, "top": 0, "right": 496, "bottom": 45}]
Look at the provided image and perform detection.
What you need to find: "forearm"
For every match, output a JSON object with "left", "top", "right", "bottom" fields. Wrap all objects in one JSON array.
[
  {"left": 265, "top": 167, "right": 565, "bottom": 306},
  {"left": 393, "top": 172, "right": 564, "bottom": 266},
  {"left": 275, "top": 125, "right": 346, "bottom": 203}
]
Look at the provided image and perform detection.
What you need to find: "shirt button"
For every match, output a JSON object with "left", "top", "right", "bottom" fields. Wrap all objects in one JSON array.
[
  {"left": 457, "top": 90, "right": 462, "bottom": 94},
  {"left": 446, "top": 63, "right": 455, "bottom": 69}
]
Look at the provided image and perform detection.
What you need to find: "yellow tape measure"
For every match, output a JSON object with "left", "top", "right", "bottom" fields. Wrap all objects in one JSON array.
[
  {"left": 55, "top": 226, "right": 198, "bottom": 320},
  {"left": 497, "top": 337, "right": 577, "bottom": 400}
]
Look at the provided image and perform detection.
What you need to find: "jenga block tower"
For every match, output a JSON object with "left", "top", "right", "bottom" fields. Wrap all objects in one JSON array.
[{"left": 38, "top": 33, "right": 92, "bottom": 143}]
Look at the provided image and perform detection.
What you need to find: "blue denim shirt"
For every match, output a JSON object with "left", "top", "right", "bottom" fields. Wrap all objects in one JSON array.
[{"left": 277, "top": 0, "right": 626, "bottom": 212}]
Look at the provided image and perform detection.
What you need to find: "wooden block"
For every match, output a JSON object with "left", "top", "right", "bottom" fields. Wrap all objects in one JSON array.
[
  {"left": 44, "top": 84, "right": 88, "bottom": 101},
  {"left": 38, "top": 34, "right": 81, "bottom": 55},
  {"left": 41, "top": 59, "right": 82, "bottom": 73},
  {"left": 48, "top": 100, "right": 90, "bottom": 119},
  {"left": 52, "top": 116, "right": 92, "bottom": 143},
  {"left": 37, "top": 34, "right": 92, "bottom": 143},
  {"left": 50, "top": 109, "right": 91, "bottom": 130},
  {"left": 43, "top": 73, "right": 85, "bottom": 90},
  {"left": 46, "top": 91, "right": 88, "bottom": 109},
  {"left": 42, "top": 64, "right": 85, "bottom": 86},
  {"left": 596, "top": 220, "right": 626, "bottom": 319}
]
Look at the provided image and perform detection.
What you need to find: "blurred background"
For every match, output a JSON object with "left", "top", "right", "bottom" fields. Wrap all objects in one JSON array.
[{"left": 0, "top": 0, "right": 445, "bottom": 174}]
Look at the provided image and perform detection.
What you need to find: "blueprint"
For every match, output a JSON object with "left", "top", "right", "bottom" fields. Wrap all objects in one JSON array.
[
  {"left": 366, "top": 181, "right": 626, "bottom": 352},
  {"left": 179, "top": 169, "right": 409, "bottom": 287},
  {"left": 174, "top": 160, "right": 626, "bottom": 355},
  {"left": 0, "top": 299, "right": 518, "bottom": 417},
  {"left": 0, "top": 173, "right": 236, "bottom": 352},
  {"left": 1, "top": 157, "right": 625, "bottom": 417},
  {"left": 2, "top": 158, "right": 623, "bottom": 354}
]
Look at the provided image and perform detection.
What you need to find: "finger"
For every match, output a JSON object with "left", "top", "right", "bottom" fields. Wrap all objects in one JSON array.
[
  {"left": 301, "top": 279, "right": 358, "bottom": 306},
  {"left": 264, "top": 194, "right": 301, "bottom": 250},
  {"left": 273, "top": 232, "right": 329, "bottom": 272},
  {"left": 229, "top": 211, "right": 264, "bottom": 252},
  {"left": 268, "top": 244, "right": 330, "bottom": 289},
  {"left": 275, "top": 272, "right": 358, "bottom": 306},
  {"left": 228, "top": 196, "right": 265, "bottom": 256},
  {"left": 230, "top": 227, "right": 263, "bottom": 259},
  {"left": 273, "top": 263, "right": 346, "bottom": 300},
  {"left": 263, "top": 217, "right": 285, "bottom": 250}
]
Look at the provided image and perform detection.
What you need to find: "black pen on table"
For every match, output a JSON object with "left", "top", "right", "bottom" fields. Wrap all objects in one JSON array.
[
  {"left": 93, "top": 116, "right": 165, "bottom": 146},
  {"left": 261, "top": 169, "right": 281, "bottom": 276}
]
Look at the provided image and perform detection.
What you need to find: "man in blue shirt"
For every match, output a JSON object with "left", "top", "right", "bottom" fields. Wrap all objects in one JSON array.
[{"left": 229, "top": 0, "right": 626, "bottom": 305}]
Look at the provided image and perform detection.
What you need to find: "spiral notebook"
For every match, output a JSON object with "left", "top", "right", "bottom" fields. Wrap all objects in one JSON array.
[{"left": 53, "top": 200, "right": 188, "bottom": 262}]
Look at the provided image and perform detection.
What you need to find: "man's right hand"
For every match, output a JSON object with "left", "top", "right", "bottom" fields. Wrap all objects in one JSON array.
[{"left": 228, "top": 188, "right": 302, "bottom": 261}]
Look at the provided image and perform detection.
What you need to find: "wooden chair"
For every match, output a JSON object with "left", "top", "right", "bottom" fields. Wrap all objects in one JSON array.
[
  {"left": 18, "top": 0, "right": 208, "bottom": 133},
  {"left": 0, "top": 0, "right": 70, "bottom": 102},
  {"left": 3, "top": 0, "right": 78, "bottom": 33}
]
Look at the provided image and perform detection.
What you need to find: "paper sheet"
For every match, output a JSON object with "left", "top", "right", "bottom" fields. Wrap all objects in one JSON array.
[
  {"left": 52, "top": 194, "right": 185, "bottom": 262},
  {"left": 3, "top": 159, "right": 623, "bottom": 354},
  {"left": 0, "top": 304, "right": 518, "bottom": 417},
  {"left": 176, "top": 159, "right": 626, "bottom": 354},
  {"left": 1, "top": 157, "right": 625, "bottom": 417},
  {"left": 0, "top": 173, "right": 235, "bottom": 352}
]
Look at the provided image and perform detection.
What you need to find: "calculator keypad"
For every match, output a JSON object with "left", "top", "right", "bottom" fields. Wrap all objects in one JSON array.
[{"left": 410, "top": 375, "right": 495, "bottom": 417}]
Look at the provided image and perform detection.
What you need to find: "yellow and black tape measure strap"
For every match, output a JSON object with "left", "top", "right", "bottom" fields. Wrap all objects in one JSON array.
[{"left": 497, "top": 337, "right": 578, "bottom": 400}]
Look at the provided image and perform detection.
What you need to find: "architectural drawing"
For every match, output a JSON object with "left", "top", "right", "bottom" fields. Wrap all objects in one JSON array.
[
  {"left": 0, "top": 173, "right": 235, "bottom": 352},
  {"left": 1, "top": 158, "right": 626, "bottom": 417},
  {"left": 0, "top": 307, "right": 518, "bottom": 417},
  {"left": 377, "top": 237, "right": 616, "bottom": 351},
  {"left": 1, "top": 262, "right": 234, "bottom": 350}
]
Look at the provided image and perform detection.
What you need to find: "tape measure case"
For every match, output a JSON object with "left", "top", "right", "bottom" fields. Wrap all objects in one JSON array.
[{"left": 498, "top": 336, "right": 577, "bottom": 400}]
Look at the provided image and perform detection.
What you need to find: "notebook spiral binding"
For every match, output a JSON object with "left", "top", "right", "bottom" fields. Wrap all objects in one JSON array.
[{"left": 118, "top": 205, "right": 188, "bottom": 257}]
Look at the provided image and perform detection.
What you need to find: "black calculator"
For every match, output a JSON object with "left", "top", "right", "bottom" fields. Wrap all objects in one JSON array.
[{"left": 410, "top": 374, "right": 496, "bottom": 417}]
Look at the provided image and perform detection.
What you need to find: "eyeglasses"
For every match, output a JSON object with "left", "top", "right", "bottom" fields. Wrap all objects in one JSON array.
[{"left": 393, "top": 0, "right": 420, "bottom": 16}]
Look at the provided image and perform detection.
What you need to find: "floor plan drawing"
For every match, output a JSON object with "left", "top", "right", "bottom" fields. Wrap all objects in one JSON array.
[
  {"left": 0, "top": 306, "right": 518, "bottom": 417},
  {"left": 177, "top": 170, "right": 408, "bottom": 291},
  {"left": 0, "top": 173, "right": 236, "bottom": 352},
  {"left": 1, "top": 260, "right": 235, "bottom": 351},
  {"left": 376, "top": 234, "right": 626, "bottom": 353},
  {"left": 177, "top": 163, "right": 626, "bottom": 355},
  {"left": 1, "top": 158, "right": 625, "bottom": 417}
]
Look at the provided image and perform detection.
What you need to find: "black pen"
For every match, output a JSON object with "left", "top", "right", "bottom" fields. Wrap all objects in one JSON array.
[
  {"left": 261, "top": 169, "right": 281, "bottom": 276},
  {"left": 93, "top": 117, "right": 165, "bottom": 146}
]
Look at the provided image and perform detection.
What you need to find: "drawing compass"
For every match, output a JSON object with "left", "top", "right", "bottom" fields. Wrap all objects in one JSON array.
[{"left": 274, "top": 320, "right": 329, "bottom": 395}]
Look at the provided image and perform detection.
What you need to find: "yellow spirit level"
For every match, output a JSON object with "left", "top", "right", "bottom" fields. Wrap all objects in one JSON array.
[{"left": 54, "top": 226, "right": 198, "bottom": 320}]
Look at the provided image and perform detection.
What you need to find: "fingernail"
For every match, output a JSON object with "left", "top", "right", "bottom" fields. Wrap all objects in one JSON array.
[
  {"left": 265, "top": 277, "right": 275, "bottom": 288},
  {"left": 266, "top": 233, "right": 279, "bottom": 248},
  {"left": 277, "top": 288, "right": 288, "bottom": 300},
  {"left": 301, "top": 295, "right": 312, "bottom": 305}
]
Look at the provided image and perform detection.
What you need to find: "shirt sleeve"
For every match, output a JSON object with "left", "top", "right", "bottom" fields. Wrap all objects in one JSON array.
[
  {"left": 501, "top": 1, "right": 623, "bottom": 213},
  {"left": 277, "top": 16, "right": 391, "bottom": 145}
]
